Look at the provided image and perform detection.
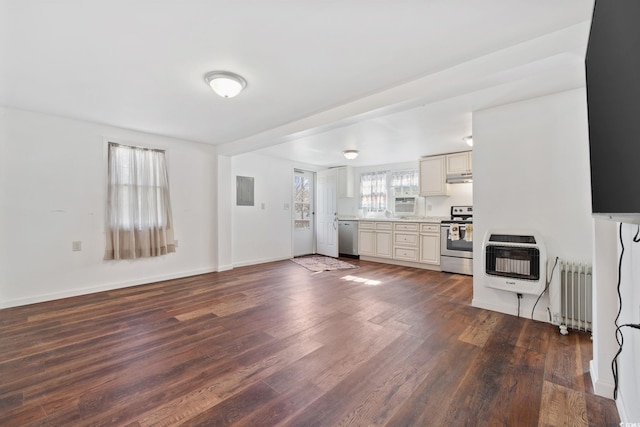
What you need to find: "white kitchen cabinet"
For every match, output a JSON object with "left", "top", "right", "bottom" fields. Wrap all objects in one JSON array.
[
  {"left": 336, "top": 166, "right": 354, "bottom": 198},
  {"left": 375, "top": 230, "right": 393, "bottom": 258},
  {"left": 419, "top": 223, "right": 441, "bottom": 265},
  {"left": 446, "top": 151, "right": 472, "bottom": 175},
  {"left": 358, "top": 220, "right": 441, "bottom": 271},
  {"left": 393, "top": 222, "right": 419, "bottom": 262},
  {"left": 358, "top": 221, "right": 392, "bottom": 258},
  {"left": 374, "top": 222, "right": 393, "bottom": 258},
  {"left": 419, "top": 155, "right": 449, "bottom": 196},
  {"left": 358, "top": 231, "right": 375, "bottom": 256}
]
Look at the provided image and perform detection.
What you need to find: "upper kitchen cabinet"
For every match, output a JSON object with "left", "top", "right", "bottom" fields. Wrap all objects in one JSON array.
[
  {"left": 446, "top": 151, "right": 472, "bottom": 174},
  {"left": 419, "top": 155, "right": 449, "bottom": 196},
  {"left": 336, "top": 166, "right": 354, "bottom": 198}
]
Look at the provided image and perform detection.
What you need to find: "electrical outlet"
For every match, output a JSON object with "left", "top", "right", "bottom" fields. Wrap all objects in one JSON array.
[
  {"left": 174, "top": 240, "right": 179, "bottom": 248},
  {"left": 284, "top": 203, "right": 290, "bottom": 210},
  {"left": 72, "top": 241, "right": 82, "bottom": 251}
]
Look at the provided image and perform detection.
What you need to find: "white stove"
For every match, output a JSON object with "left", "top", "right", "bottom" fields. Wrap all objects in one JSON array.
[{"left": 440, "top": 205, "right": 473, "bottom": 275}]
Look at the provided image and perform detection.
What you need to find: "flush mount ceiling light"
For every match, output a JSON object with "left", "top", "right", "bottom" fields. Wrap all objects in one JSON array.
[
  {"left": 343, "top": 150, "right": 359, "bottom": 160},
  {"left": 463, "top": 136, "right": 473, "bottom": 147},
  {"left": 204, "top": 71, "right": 247, "bottom": 98}
]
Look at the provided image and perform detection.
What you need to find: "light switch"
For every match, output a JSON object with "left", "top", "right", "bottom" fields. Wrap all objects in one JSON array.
[
  {"left": 72, "top": 241, "right": 82, "bottom": 251},
  {"left": 261, "top": 202, "right": 265, "bottom": 210}
]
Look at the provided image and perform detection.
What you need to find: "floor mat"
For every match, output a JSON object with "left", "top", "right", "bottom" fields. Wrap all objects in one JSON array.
[{"left": 290, "top": 256, "right": 357, "bottom": 272}]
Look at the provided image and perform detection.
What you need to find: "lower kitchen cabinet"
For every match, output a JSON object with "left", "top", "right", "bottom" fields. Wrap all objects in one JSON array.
[
  {"left": 419, "top": 223, "right": 440, "bottom": 265},
  {"left": 358, "top": 228, "right": 376, "bottom": 256},
  {"left": 375, "top": 230, "right": 392, "bottom": 258},
  {"left": 394, "top": 246, "right": 419, "bottom": 262},
  {"left": 393, "top": 222, "right": 419, "bottom": 262},
  {"left": 358, "top": 221, "right": 392, "bottom": 258},
  {"left": 359, "top": 220, "right": 441, "bottom": 269}
]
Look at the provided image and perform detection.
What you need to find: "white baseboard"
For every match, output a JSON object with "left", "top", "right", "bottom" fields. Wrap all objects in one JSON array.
[
  {"left": 589, "top": 359, "right": 615, "bottom": 399},
  {"left": 1, "top": 267, "right": 218, "bottom": 309},
  {"left": 233, "top": 256, "right": 290, "bottom": 268},
  {"left": 616, "top": 387, "right": 631, "bottom": 424},
  {"left": 216, "top": 264, "right": 234, "bottom": 272},
  {"left": 2, "top": 257, "right": 297, "bottom": 309},
  {"left": 359, "top": 255, "right": 441, "bottom": 271},
  {"left": 596, "top": 357, "right": 628, "bottom": 425}
]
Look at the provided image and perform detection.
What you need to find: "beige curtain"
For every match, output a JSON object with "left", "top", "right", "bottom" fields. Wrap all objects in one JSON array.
[{"left": 104, "top": 143, "right": 176, "bottom": 260}]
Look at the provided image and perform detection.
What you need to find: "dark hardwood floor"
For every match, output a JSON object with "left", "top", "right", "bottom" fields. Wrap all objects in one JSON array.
[{"left": 0, "top": 258, "right": 619, "bottom": 426}]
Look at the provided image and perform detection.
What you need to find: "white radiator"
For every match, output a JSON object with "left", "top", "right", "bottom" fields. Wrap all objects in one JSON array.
[{"left": 552, "top": 261, "right": 593, "bottom": 332}]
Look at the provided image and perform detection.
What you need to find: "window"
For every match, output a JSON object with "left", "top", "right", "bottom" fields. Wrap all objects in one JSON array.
[
  {"left": 360, "top": 171, "right": 388, "bottom": 212},
  {"left": 293, "top": 173, "right": 311, "bottom": 229},
  {"left": 104, "top": 142, "right": 176, "bottom": 260},
  {"left": 390, "top": 169, "right": 419, "bottom": 196}
]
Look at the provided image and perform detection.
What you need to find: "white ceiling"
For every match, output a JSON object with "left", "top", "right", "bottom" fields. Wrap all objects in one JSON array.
[{"left": 0, "top": 0, "right": 594, "bottom": 167}]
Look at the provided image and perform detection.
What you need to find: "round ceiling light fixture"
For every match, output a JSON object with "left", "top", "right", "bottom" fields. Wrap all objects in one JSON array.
[
  {"left": 204, "top": 71, "right": 247, "bottom": 98},
  {"left": 463, "top": 136, "right": 473, "bottom": 147},
  {"left": 343, "top": 150, "right": 359, "bottom": 160}
]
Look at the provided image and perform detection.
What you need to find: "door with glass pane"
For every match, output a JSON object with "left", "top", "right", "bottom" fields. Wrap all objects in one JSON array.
[{"left": 293, "top": 170, "right": 315, "bottom": 257}]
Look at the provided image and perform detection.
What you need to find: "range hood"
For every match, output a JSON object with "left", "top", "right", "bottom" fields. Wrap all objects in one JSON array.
[{"left": 446, "top": 172, "right": 473, "bottom": 184}]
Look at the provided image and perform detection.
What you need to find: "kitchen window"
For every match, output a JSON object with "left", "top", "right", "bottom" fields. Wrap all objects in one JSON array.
[
  {"left": 360, "top": 171, "right": 388, "bottom": 212},
  {"left": 360, "top": 169, "right": 419, "bottom": 212},
  {"left": 390, "top": 169, "right": 419, "bottom": 196}
]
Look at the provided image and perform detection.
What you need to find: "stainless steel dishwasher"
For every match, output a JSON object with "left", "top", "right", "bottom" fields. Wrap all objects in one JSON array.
[{"left": 338, "top": 220, "right": 359, "bottom": 257}]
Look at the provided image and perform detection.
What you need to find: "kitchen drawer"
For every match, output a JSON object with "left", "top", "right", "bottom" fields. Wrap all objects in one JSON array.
[
  {"left": 420, "top": 223, "right": 440, "bottom": 233},
  {"left": 375, "top": 222, "right": 393, "bottom": 231},
  {"left": 394, "top": 223, "right": 419, "bottom": 232},
  {"left": 394, "top": 247, "right": 419, "bottom": 262},
  {"left": 394, "top": 232, "right": 419, "bottom": 247},
  {"left": 359, "top": 221, "right": 375, "bottom": 229}
]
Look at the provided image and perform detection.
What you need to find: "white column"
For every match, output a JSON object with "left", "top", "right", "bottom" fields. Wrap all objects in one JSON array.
[
  {"left": 590, "top": 218, "right": 619, "bottom": 398},
  {"left": 216, "top": 155, "right": 233, "bottom": 271}
]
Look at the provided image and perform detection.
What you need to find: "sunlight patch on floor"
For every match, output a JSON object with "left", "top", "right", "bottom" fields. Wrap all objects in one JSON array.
[{"left": 341, "top": 275, "right": 383, "bottom": 286}]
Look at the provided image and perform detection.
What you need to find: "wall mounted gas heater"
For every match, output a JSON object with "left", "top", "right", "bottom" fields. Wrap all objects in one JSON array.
[{"left": 483, "top": 230, "right": 547, "bottom": 295}]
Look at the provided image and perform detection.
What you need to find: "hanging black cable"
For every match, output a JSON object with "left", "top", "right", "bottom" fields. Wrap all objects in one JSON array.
[
  {"left": 531, "top": 256, "right": 559, "bottom": 320},
  {"left": 612, "top": 224, "right": 640, "bottom": 399},
  {"left": 612, "top": 223, "right": 625, "bottom": 399},
  {"left": 612, "top": 323, "right": 640, "bottom": 400}
]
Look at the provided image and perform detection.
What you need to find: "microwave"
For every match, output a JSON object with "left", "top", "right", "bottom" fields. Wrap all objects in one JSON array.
[{"left": 394, "top": 197, "right": 416, "bottom": 217}]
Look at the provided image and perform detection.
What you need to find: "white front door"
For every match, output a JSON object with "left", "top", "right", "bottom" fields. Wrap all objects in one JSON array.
[
  {"left": 293, "top": 169, "right": 315, "bottom": 257},
  {"left": 316, "top": 169, "right": 338, "bottom": 257}
]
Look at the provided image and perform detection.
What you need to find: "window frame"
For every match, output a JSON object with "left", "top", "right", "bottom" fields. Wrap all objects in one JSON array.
[{"left": 359, "top": 168, "right": 419, "bottom": 212}]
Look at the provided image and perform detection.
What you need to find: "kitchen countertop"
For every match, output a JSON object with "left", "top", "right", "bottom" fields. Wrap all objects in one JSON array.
[{"left": 338, "top": 216, "right": 448, "bottom": 223}]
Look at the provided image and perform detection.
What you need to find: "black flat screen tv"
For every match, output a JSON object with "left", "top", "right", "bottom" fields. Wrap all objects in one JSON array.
[{"left": 586, "top": 0, "right": 640, "bottom": 224}]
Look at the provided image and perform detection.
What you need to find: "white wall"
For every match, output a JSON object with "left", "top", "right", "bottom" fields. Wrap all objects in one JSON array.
[
  {"left": 421, "top": 183, "right": 473, "bottom": 217},
  {"left": 472, "top": 89, "right": 593, "bottom": 320},
  {"left": 230, "top": 152, "right": 295, "bottom": 267},
  {"left": 0, "top": 107, "right": 218, "bottom": 308}
]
